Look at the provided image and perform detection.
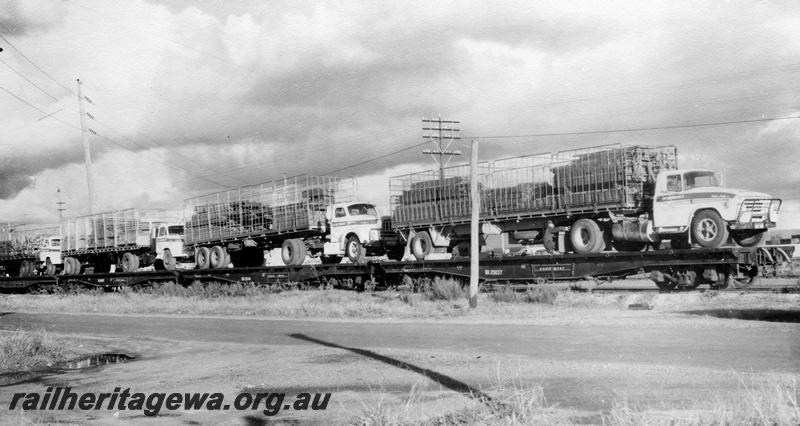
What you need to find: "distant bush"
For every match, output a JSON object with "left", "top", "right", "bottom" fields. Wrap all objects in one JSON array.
[
  {"left": 425, "top": 277, "right": 464, "bottom": 301},
  {"left": 490, "top": 286, "right": 519, "bottom": 303},
  {"left": 136, "top": 281, "right": 271, "bottom": 298}
]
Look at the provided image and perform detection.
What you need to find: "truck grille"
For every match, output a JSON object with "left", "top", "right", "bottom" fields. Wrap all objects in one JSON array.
[{"left": 741, "top": 199, "right": 770, "bottom": 220}]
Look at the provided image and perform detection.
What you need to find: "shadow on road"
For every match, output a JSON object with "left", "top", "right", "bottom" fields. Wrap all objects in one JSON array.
[
  {"left": 288, "top": 333, "right": 492, "bottom": 403},
  {"left": 680, "top": 309, "right": 800, "bottom": 323}
]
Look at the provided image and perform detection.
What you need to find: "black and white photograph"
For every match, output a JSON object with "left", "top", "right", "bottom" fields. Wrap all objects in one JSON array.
[{"left": 1, "top": 0, "right": 798, "bottom": 424}]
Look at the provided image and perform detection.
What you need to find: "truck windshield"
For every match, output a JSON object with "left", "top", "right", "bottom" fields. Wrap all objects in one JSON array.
[
  {"left": 51, "top": 238, "right": 61, "bottom": 247},
  {"left": 167, "top": 226, "right": 184, "bottom": 236},
  {"left": 348, "top": 204, "right": 377, "bottom": 216},
  {"left": 684, "top": 171, "right": 722, "bottom": 190}
]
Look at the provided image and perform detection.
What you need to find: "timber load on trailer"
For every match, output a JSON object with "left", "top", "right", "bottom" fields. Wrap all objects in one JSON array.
[
  {"left": 391, "top": 143, "right": 780, "bottom": 259},
  {"left": 0, "top": 223, "right": 61, "bottom": 276}
]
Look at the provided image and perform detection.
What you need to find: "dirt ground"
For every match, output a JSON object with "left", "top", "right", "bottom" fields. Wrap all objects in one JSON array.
[{"left": 1, "top": 289, "right": 799, "bottom": 425}]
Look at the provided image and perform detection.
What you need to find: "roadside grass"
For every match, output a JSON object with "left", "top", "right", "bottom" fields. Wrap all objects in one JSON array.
[
  {"left": 605, "top": 374, "right": 799, "bottom": 426},
  {"left": 349, "top": 374, "right": 799, "bottom": 426},
  {"left": 349, "top": 381, "right": 567, "bottom": 426},
  {"left": 0, "top": 329, "right": 69, "bottom": 371},
  {"left": 1, "top": 278, "right": 798, "bottom": 321}
]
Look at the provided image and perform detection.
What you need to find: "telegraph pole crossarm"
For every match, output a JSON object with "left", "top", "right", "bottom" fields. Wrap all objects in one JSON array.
[{"left": 422, "top": 116, "right": 461, "bottom": 221}]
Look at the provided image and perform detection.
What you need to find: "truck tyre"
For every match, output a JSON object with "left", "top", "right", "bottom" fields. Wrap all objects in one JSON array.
[
  {"left": 121, "top": 252, "right": 139, "bottom": 272},
  {"left": 210, "top": 246, "right": 227, "bottom": 269},
  {"left": 691, "top": 210, "right": 728, "bottom": 248},
  {"left": 18, "top": 260, "right": 32, "bottom": 276},
  {"left": 45, "top": 258, "right": 56, "bottom": 276},
  {"left": 63, "top": 257, "right": 73, "bottom": 275},
  {"left": 196, "top": 247, "right": 211, "bottom": 269},
  {"left": 281, "top": 239, "right": 306, "bottom": 265},
  {"left": 731, "top": 230, "right": 766, "bottom": 247},
  {"left": 71, "top": 257, "right": 82, "bottom": 275},
  {"left": 291, "top": 239, "right": 306, "bottom": 265},
  {"left": 346, "top": 236, "right": 363, "bottom": 263},
  {"left": 410, "top": 232, "right": 433, "bottom": 261},
  {"left": 570, "top": 219, "right": 603, "bottom": 254},
  {"left": 163, "top": 249, "right": 177, "bottom": 271}
]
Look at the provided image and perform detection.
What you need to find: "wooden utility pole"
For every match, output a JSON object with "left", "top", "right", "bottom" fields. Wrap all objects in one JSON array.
[
  {"left": 77, "top": 79, "right": 95, "bottom": 214},
  {"left": 56, "top": 189, "right": 66, "bottom": 221},
  {"left": 469, "top": 139, "right": 479, "bottom": 308}
]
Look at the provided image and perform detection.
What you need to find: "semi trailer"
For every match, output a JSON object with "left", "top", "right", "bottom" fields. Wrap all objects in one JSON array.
[
  {"left": 0, "top": 224, "right": 61, "bottom": 276},
  {"left": 390, "top": 144, "right": 781, "bottom": 259},
  {"left": 184, "top": 175, "right": 402, "bottom": 268},
  {"left": 61, "top": 209, "right": 187, "bottom": 274}
]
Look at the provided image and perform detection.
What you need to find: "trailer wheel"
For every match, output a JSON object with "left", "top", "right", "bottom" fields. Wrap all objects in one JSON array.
[
  {"left": 346, "top": 236, "right": 363, "bottom": 263},
  {"left": 691, "top": 210, "right": 728, "bottom": 248},
  {"left": 63, "top": 257, "right": 73, "bottom": 275},
  {"left": 292, "top": 239, "right": 306, "bottom": 265},
  {"left": 410, "top": 232, "right": 433, "bottom": 261},
  {"left": 70, "top": 257, "right": 82, "bottom": 275},
  {"left": 570, "top": 219, "right": 603, "bottom": 254},
  {"left": 210, "top": 246, "right": 227, "bottom": 269},
  {"left": 731, "top": 230, "right": 766, "bottom": 247},
  {"left": 121, "top": 252, "right": 139, "bottom": 272},
  {"left": 18, "top": 260, "right": 32, "bottom": 277},
  {"left": 196, "top": 247, "right": 211, "bottom": 269},
  {"left": 281, "top": 239, "right": 306, "bottom": 266},
  {"left": 163, "top": 249, "right": 177, "bottom": 272}
]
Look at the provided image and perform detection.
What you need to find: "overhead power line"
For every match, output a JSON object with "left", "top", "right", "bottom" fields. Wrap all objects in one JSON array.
[{"left": 463, "top": 115, "right": 800, "bottom": 140}]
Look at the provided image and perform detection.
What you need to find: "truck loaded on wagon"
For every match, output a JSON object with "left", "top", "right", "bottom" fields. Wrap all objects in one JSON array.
[
  {"left": 184, "top": 175, "right": 403, "bottom": 268},
  {"left": 390, "top": 143, "right": 781, "bottom": 260},
  {"left": 60, "top": 208, "right": 187, "bottom": 274},
  {"left": 0, "top": 224, "right": 61, "bottom": 276}
]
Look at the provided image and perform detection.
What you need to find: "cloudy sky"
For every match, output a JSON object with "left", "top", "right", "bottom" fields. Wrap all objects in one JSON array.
[{"left": 1, "top": 0, "right": 798, "bottom": 228}]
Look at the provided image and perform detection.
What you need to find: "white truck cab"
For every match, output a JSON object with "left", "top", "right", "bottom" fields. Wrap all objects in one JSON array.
[
  {"left": 323, "top": 202, "right": 384, "bottom": 262},
  {"left": 151, "top": 224, "right": 189, "bottom": 270},
  {"left": 34, "top": 236, "right": 62, "bottom": 275},
  {"left": 652, "top": 169, "right": 780, "bottom": 247}
]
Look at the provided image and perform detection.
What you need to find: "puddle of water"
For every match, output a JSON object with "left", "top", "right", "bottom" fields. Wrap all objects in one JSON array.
[
  {"left": 60, "top": 353, "right": 136, "bottom": 370},
  {"left": 681, "top": 309, "right": 800, "bottom": 323}
]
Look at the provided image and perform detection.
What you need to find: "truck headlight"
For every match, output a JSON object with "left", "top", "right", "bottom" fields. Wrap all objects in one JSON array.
[{"left": 369, "top": 229, "right": 381, "bottom": 241}]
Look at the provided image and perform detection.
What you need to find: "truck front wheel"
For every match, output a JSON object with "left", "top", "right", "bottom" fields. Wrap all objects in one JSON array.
[
  {"left": 163, "top": 249, "right": 177, "bottom": 271},
  {"left": 346, "top": 236, "right": 363, "bottom": 263},
  {"left": 691, "top": 210, "right": 728, "bottom": 248}
]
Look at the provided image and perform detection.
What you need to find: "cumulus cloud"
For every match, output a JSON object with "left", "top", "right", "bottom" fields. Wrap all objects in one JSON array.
[
  {"left": 0, "top": 0, "right": 66, "bottom": 35},
  {"left": 0, "top": 0, "right": 798, "bottom": 226}
]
